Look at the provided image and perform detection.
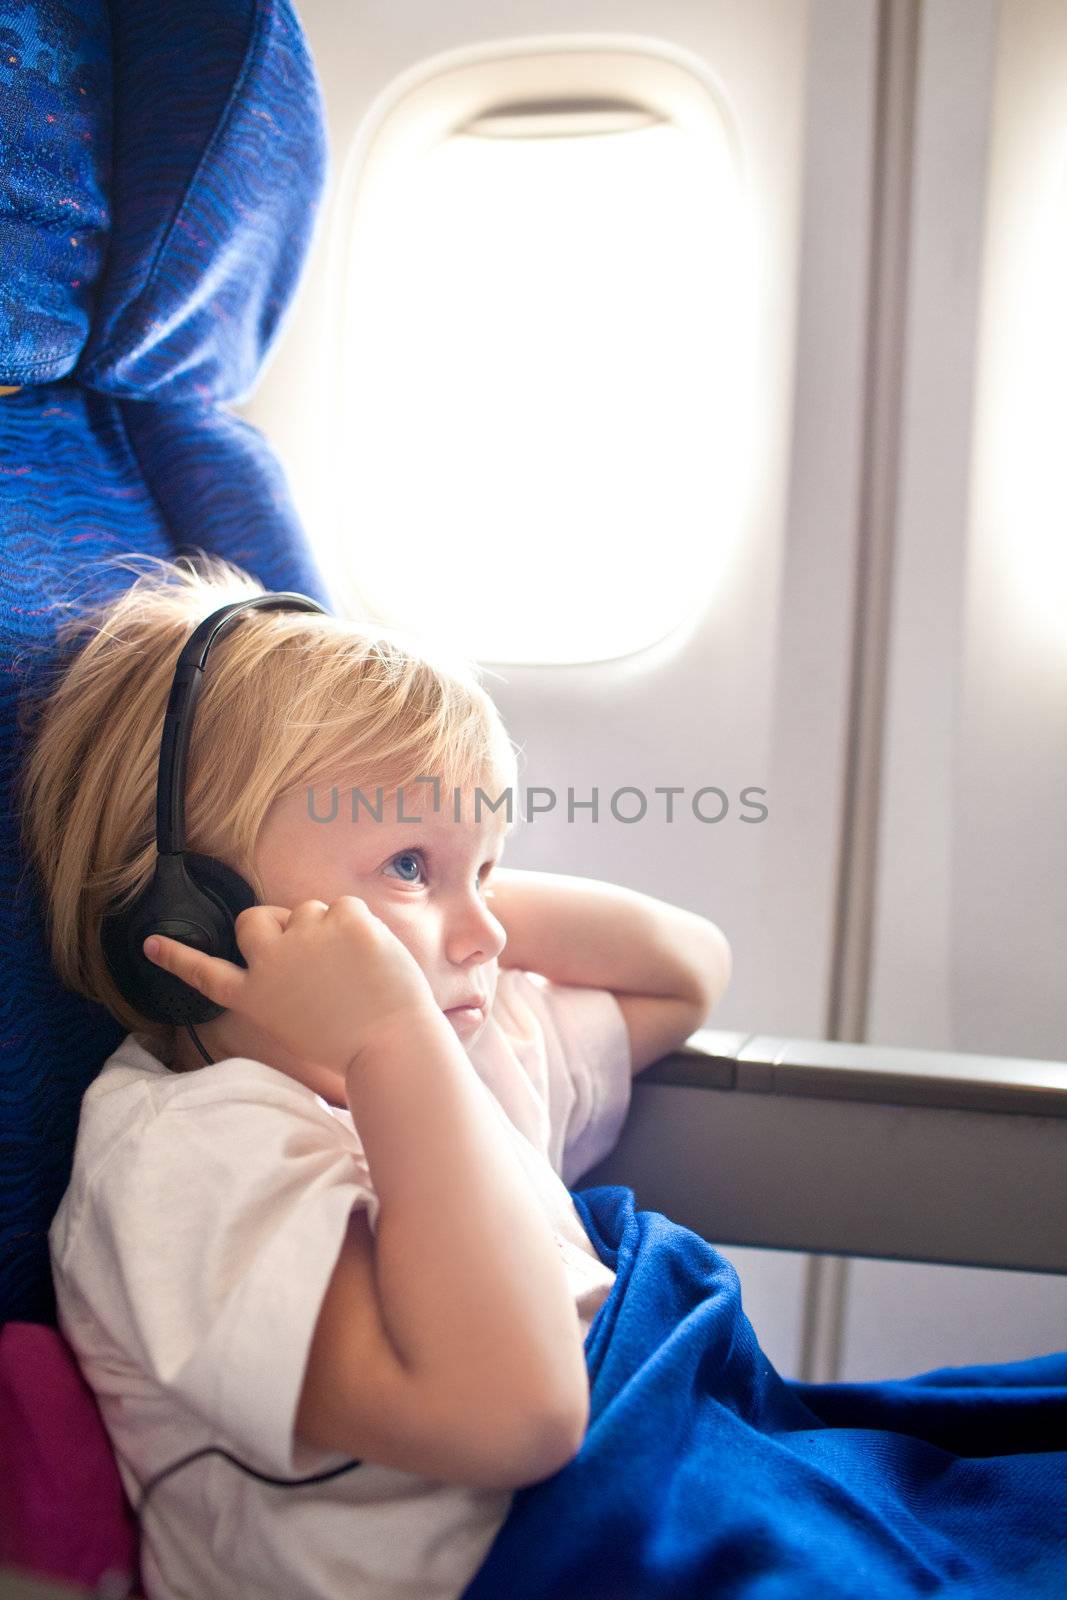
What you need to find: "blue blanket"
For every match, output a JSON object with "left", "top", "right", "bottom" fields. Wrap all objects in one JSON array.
[{"left": 461, "top": 1186, "right": 1067, "bottom": 1599}]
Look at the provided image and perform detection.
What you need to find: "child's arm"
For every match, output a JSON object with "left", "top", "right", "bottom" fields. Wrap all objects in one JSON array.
[
  {"left": 145, "top": 902, "right": 589, "bottom": 1491},
  {"left": 487, "top": 868, "right": 732, "bottom": 1074}
]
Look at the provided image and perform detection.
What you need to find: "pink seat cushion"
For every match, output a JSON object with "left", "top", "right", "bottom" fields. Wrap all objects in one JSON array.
[{"left": 0, "top": 1321, "right": 140, "bottom": 1593}]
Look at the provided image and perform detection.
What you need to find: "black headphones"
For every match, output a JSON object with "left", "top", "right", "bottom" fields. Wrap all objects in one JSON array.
[
  {"left": 101, "top": 592, "right": 328, "bottom": 1041},
  {"left": 100, "top": 591, "right": 368, "bottom": 1512}
]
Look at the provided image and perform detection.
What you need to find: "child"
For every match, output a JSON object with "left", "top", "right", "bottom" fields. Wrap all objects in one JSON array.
[{"left": 19, "top": 553, "right": 731, "bottom": 1600}]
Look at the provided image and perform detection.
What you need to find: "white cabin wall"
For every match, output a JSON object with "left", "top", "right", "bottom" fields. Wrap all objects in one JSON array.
[{"left": 844, "top": 0, "right": 1067, "bottom": 1380}]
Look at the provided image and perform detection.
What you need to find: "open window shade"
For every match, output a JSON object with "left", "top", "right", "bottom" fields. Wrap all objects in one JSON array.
[{"left": 340, "top": 81, "right": 754, "bottom": 665}]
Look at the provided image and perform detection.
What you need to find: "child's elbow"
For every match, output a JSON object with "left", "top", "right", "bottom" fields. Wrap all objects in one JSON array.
[
  {"left": 509, "top": 1397, "right": 589, "bottom": 1488},
  {"left": 687, "top": 919, "right": 732, "bottom": 1017},
  {"left": 709, "top": 924, "right": 732, "bottom": 1009}
]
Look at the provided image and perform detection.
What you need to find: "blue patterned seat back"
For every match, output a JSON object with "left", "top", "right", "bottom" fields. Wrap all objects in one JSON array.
[{"left": 0, "top": 0, "right": 335, "bottom": 1322}]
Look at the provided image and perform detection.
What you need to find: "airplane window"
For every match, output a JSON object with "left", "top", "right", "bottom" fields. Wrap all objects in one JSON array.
[{"left": 338, "top": 79, "right": 754, "bottom": 664}]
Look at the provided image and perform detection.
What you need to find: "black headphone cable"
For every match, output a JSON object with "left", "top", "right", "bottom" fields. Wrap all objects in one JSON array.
[
  {"left": 185, "top": 1021, "right": 214, "bottom": 1065},
  {"left": 137, "top": 1445, "right": 363, "bottom": 1517}
]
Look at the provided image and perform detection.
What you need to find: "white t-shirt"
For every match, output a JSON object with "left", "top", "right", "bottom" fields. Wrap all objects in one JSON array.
[{"left": 48, "top": 968, "right": 632, "bottom": 1600}]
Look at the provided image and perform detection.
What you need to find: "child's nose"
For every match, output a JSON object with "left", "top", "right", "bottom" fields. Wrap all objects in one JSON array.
[{"left": 447, "top": 895, "right": 507, "bottom": 965}]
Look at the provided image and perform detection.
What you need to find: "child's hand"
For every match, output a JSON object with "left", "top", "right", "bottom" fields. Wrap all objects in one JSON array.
[{"left": 143, "top": 898, "right": 440, "bottom": 1074}]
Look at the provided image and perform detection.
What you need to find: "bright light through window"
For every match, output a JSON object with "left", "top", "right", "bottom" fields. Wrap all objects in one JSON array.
[
  {"left": 984, "top": 145, "right": 1067, "bottom": 656},
  {"left": 340, "top": 99, "right": 753, "bottom": 664}
]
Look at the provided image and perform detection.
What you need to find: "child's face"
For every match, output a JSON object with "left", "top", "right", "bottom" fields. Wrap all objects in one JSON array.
[{"left": 251, "top": 777, "right": 509, "bottom": 1052}]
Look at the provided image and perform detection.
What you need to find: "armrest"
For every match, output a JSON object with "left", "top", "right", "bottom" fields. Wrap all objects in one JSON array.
[{"left": 580, "top": 1030, "right": 1067, "bottom": 1275}]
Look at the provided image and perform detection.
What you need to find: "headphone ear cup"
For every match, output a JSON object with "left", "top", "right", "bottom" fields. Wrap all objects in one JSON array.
[
  {"left": 182, "top": 853, "right": 258, "bottom": 965},
  {"left": 101, "top": 854, "right": 258, "bottom": 1028}
]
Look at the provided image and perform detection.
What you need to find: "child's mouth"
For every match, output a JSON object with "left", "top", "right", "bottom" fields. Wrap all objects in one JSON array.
[{"left": 444, "top": 1003, "right": 485, "bottom": 1033}]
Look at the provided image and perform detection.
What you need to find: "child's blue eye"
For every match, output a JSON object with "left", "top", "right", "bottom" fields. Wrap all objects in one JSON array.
[{"left": 385, "top": 851, "right": 426, "bottom": 884}]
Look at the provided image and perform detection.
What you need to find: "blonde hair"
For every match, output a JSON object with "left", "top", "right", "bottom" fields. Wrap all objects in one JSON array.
[{"left": 16, "top": 551, "right": 521, "bottom": 1044}]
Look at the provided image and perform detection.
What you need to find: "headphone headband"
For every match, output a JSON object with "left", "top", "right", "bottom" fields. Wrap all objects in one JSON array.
[
  {"left": 157, "top": 593, "right": 328, "bottom": 855},
  {"left": 102, "top": 587, "right": 330, "bottom": 1032}
]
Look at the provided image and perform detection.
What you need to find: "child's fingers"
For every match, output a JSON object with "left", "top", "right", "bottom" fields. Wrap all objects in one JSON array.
[
  {"left": 143, "top": 933, "right": 244, "bottom": 1009},
  {"left": 235, "top": 903, "right": 293, "bottom": 939},
  {"left": 230, "top": 902, "right": 304, "bottom": 964}
]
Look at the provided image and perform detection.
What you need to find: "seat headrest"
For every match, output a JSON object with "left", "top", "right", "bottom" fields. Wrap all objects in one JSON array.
[
  {"left": 0, "top": 0, "right": 328, "bottom": 401},
  {"left": 0, "top": 1, "right": 112, "bottom": 387}
]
